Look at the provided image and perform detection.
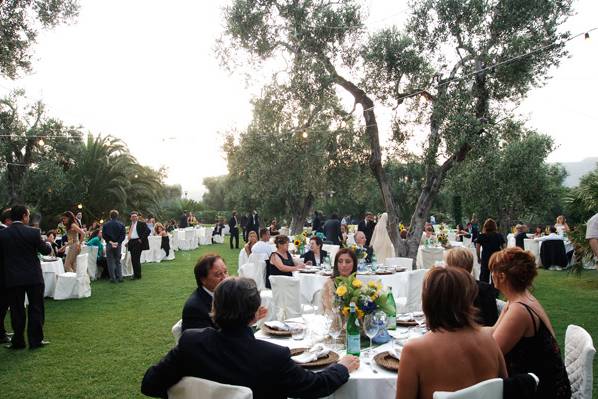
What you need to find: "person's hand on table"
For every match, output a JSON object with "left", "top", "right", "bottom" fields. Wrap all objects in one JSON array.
[
  {"left": 296, "top": 262, "right": 306, "bottom": 270},
  {"left": 338, "top": 355, "right": 360, "bottom": 373},
  {"left": 305, "top": 260, "right": 313, "bottom": 266}
]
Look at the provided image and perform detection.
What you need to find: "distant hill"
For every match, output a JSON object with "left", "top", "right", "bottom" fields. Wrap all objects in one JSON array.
[{"left": 557, "top": 157, "right": 598, "bottom": 187}]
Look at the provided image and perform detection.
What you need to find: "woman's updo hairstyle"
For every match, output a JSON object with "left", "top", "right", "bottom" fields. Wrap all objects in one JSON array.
[
  {"left": 274, "top": 234, "right": 289, "bottom": 247},
  {"left": 489, "top": 247, "right": 537, "bottom": 292}
]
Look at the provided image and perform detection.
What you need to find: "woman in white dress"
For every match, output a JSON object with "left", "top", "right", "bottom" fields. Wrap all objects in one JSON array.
[{"left": 369, "top": 212, "right": 395, "bottom": 265}]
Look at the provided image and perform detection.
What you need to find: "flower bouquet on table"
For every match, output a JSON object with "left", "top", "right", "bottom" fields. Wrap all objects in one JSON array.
[
  {"left": 293, "top": 233, "right": 307, "bottom": 254},
  {"left": 437, "top": 232, "right": 450, "bottom": 248},
  {"left": 349, "top": 244, "right": 369, "bottom": 266}
]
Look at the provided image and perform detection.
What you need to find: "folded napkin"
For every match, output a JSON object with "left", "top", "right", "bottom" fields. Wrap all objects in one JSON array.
[
  {"left": 398, "top": 315, "right": 415, "bottom": 322},
  {"left": 264, "top": 321, "right": 290, "bottom": 331},
  {"left": 388, "top": 346, "right": 402, "bottom": 360},
  {"left": 291, "top": 344, "right": 331, "bottom": 364},
  {"left": 412, "top": 311, "right": 424, "bottom": 318}
]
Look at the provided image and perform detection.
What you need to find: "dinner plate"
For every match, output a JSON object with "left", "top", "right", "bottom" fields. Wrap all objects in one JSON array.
[
  {"left": 374, "top": 351, "right": 400, "bottom": 371},
  {"left": 261, "top": 324, "right": 292, "bottom": 337},
  {"left": 396, "top": 319, "right": 419, "bottom": 327},
  {"left": 290, "top": 348, "right": 339, "bottom": 368}
]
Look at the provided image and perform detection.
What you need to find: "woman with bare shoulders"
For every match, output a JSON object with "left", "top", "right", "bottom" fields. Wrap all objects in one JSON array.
[
  {"left": 396, "top": 267, "right": 507, "bottom": 399},
  {"left": 62, "top": 211, "right": 85, "bottom": 272}
]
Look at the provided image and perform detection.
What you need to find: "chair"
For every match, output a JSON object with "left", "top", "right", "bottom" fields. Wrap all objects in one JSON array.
[
  {"left": 462, "top": 236, "right": 472, "bottom": 247},
  {"left": 238, "top": 262, "right": 267, "bottom": 291},
  {"left": 185, "top": 229, "right": 198, "bottom": 249},
  {"left": 447, "top": 231, "right": 457, "bottom": 242},
  {"left": 385, "top": 257, "right": 413, "bottom": 270},
  {"left": 212, "top": 234, "right": 225, "bottom": 244},
  {"left": 540, "top": 239, "right": 568, "bottom": 269},
  {"left": 268, "top": 276, "right": 301, "bottom": 321},
  {"left": 565, "top": 324, "right": 596, "bottom": 399},
  {"left": 168, "top": 377, "right": 252, "bottom": 399},
  {"left": 86, "top": 246, "right": 99, "bottom": 280},
  {"left": 395, "top": 269, "right": 427, "bottom": 313},
  {"left": 524, "top": 239, "right": 541, "bottom": 267},
  {"left": 322, "top": 244, "right": 340, "bottom": 261},
  {"left": 433, "top": 378, "right": 503, "bottom": 398},
  {"left": 238, "top": 249, "right": 249, "bottom": 270},
  {"left": 247, "top": 253, "right": 267, "bottom": 290},
  {"left": 420, "top": 247, "right": 444, "bottom": 269},
  {"left": 172, "top": 319, "right": 182, "bottom": 344},
  {"left": 197, "top": 227, "right": 211, "bottom": 246},
  {"left": 54, "top": 254, "right": 91, "bottom": 300}
]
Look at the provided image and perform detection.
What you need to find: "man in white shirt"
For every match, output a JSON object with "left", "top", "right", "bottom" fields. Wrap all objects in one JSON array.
[
  {"left": 586, "top": 213, "right": 598, "bottom": 269},
  {"left": 251, "top": 228, "right": 273, "bottom": 259},
  {"left": 535, "top": 226, "right": 563, "bottom": 242}
]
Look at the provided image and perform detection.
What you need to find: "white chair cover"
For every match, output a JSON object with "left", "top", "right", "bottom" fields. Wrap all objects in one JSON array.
[
  {"left": 87, "top": 246, "right": 99, "bottom": 280},
  {"left": 322, "top": 244, "right": 340, "bottom": 262},
  {"left": 163, "top": 246, "right": 176, "bottom": 261},
  {"left": 197, "top": 227, "right": 211, "bottom": 246},
  {"left": 222, "top": 225, "right": 230, "bottom": 236},
  {"left": 447, "top": 231, "right": 457, "bottom": 242},
  {"left": 433, "top": 378, "right": 503, "bottom": 398},
  {"left": 142, "top": 236, "right": 163, "bottom": 263},
  {"left": 121, "top": 250, "right": 134, "bottom": 277},
  {"left": 420, "top": 247, "right": 444, "bottom": 269},
  {"left": 258, "top": 290, "right": 273, "bottom": 326},
  {"left": 279, "top": 227, "right": 289, "bottom": 236},
  {"left": 185, "top": 229, "right": 198, "bottom": 249},
  {"left": 268, "top": 275, "right": 301, "bottom": 321},
  {"left": 395, "top": 269, "right": 427, "bottom": 314},
  {"left": 54, "top": 254, "right": 91, "bottom": 300},
  {"left": 172, "top": 319, "right": 183, "bottom": 344},
  {"left": 170, "top": 232, "right": 179, "bottom": 251},
  {"left": 238, "top": 249, "right": 249, "bottom": 270},
  {"left": 385, "top": 257, "right": 413, "bottom": 269},
  {"left": 462, "top": 236, "right": 472, "bottom": 247},
  {"left": 247, "top": 253, "right": 267, "bottom": 290},
  {"left": 213, "top": 234, "right": 224, "bottom": 244},
  {"left": 168, "top": 377, "right": 253, "bottom": 399},
  {"left": 238, "top": 263, "right": 266, "bottom": 291},
  {"left": 565, "top": 324, "right": 596, "bottom": 399},
  {"left": 524, "top": 239, "right": 541, "bottom": 267}
]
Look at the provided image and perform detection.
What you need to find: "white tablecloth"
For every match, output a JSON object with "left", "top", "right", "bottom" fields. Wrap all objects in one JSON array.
[
  {"left": 41, "top": 258, "right": 65, "bottom": 298},
  {"left": 255, "top": 315, "right": 400, "bottom": 399},
  {"left": 415, "top": 243, "right": 479, "bottom": 279},
  {"left": 294, "top": 271, "right": 408, "bottom": 305}
]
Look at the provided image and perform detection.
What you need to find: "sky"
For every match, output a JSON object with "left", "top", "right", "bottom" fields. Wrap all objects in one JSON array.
[{"left": 1, "top": 0, "right": 596, "bottom": 200}]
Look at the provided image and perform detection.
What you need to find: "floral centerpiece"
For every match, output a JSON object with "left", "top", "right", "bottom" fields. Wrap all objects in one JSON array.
[
  {"left": 437, "top": 232, "right": 449, "bottom": 248},
  {"left": 334, "top": 273, "right": 394, "bottom": 319},
  {"left": 293, "top": 232, "right": 308, "bottom": 254},
  {"left": 349, "top": 244, "right": 369, "bottom": 263}
]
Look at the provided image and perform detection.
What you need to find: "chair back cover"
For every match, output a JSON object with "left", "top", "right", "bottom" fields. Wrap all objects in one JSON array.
[
  {"left": 238, "top": 249, "right": 249, "bottom": 270},
  {"left": 462, "top": 236, "right": 472, "bottom": 247},
  {"left": 565, "top": 324, "right": 596, "bottom": 399},
  {"left": 433, "top": 378, "right": 503, "bottom": 398},
  {"left": 385, "top": 257, "right": 413, "bottom": 269},
  {"left": 540, "top": 239, "right": 568, "bottom": 269},
  {"left": 172, "top": 319, "right": 183, "bottom": 344},
  {"left": 268, "top": 275, "right": 301, "bottom": 320},
  {"left": 76, "top": 254, "right": 89, "bottom": 277},
  {"left": 87, "top": 246, "right": 99, "bottom": 280},
  {"left": 247, "top": 253, "right": 267, "bottom": 290},
  {"left": 168, "top": 377, "right": 253, "bottom": 399},
  {"left": 421, "top": 247, "right": 444, "bottom": 269},
  {"left": 238, "top": 262, "right": 266, "bottom": 291},
  {"left": 523, "top": 239, "right": 541, "bottom": 266},
  {"left": 405, "top": 269, "right": 427, "bottom": 313},
  {"left": 322, "top": 244, "right": 340, "bottom": 261}
]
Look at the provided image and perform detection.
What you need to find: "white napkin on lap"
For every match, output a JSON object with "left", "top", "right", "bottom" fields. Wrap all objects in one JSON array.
[
  {"left": 292, "top": 344, "right": 331, "bottom": 364},
  {"left": 265, "top": 321, "right": 290, "bottom": 331}
]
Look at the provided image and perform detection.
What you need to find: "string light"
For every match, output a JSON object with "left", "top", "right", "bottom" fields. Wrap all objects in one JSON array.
[
  {"left": 302, "top": 131, "right": 308, "bottom": 138},
  {"left": 38, "top": 138, "right": 44, "bottom": 146},
  {"left": 77, "top": 204, "right": 83, "bottom": 209}
]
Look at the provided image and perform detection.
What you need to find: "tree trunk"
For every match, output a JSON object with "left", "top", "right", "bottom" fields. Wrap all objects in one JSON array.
[{"left": 289, "top": 192, "right": 314, "bottom": 235}]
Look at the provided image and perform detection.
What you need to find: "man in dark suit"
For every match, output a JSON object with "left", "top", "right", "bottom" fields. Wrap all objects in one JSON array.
[
  {"left": 181, "top": 254, "right": 229, "bottom": 331},
  {"left": 228, "top": 211, "right": 239, "bottom": 250},
  {"left": 0, "top": 208, "right": 12, "bottom": 343},
  {"left": 0, "top": 205, "right": 52, "bottom": 349},
  {"left": 126, "top": 211, "right": 150, "bottom": 280},
  {"left": 246, "top": 210, "right": 260, "bottom": 236},
  {"left": 358, "top": 212, "right": 376, "bottom": 247},
  {"left": 312, "top": 211, "right": 322, "bottom": 233},
  {"left": 323, "top": 213, "right": 342, "bottom": 245},
  {"left": 178, "top": 211, "right": 188, "bottom": 229},
  {"left": 143, "top": 277, "right": 359, "bottom": 399},
  {"left": 102, "top": 209, "right": 126, "bottom": 283},
  {"left": 240, "top": 213, "right": 248, "bottom": 242}
]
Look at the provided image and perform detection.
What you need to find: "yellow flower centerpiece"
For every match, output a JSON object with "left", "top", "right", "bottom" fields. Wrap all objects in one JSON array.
[{"left": 334, "top": 273, "right": 393, "bottom": 319}]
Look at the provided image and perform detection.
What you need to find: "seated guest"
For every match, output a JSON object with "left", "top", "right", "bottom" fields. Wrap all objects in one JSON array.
[
  {"left": 445, "top": 247, "right": 498, "bottom": 326},
  {"left": 455, "top": 224, "right": 470, "bottom": 242},
  {"left": 340, "top": 223, "right": 348, "bottom": 247},
  {"left": 86, "top": 230, "right": 108, "bottom": 279},
  {"left": 268, "top": 219, "right": 280, "bottom": 236},
  {"left": 251, "top": 228, "right": 273, "bottom": 258},
  {"left": 165, "top": 219, "right": 176, "bottom": 232},
  {"left": 396, "top": 267, "right": 507, "bottom": 399},
  {"left": 354, "top": 231, "right": 373, "bottom": 263},
  {"left": 142, "top": 277, "right": 359, "bottom": 398},
  {"left": 536, "top": 226, "right": 563, "bottom": 241},
  {"left": 489, "top": 247, "right": 571, "bottom": 398},
  {"left": 301, "top": 236, "right": 328, "bottom": 266},
  {"left": 181, "top": 254, "right": 229, "bottom": 332},
  {"left": 46, "top": 230, "right": 66, "bottom": 258},
  {"left": 321, "top": 248, "right": 358, "bottom": 315},
  {"left": 533, "top": 225, "right": 544, "bottom": 238},
  {"left": 244, "top": 230, "right": 258, "bottom": 257},
  {"left": 514, "top": 224, "right": 527, "bottom": 249},
  {"left": 554, "top": 215, "right": 570, "bottom": 235},
  {"left": 265, "top": 235, "right": 304, "bottom": 289},
  {"left": 154, "top": 223, "right": 170, "bottom": 257},
  {"left": 212, "top": 218, "right": 224, "bottom": 243},
  {"left": 421, "top": 223, "right": 435, "bottom": 240}
]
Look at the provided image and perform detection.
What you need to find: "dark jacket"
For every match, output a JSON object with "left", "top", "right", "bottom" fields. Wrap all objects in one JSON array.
[
  {"left": 312, "top": 215, "right": 322, "bottom": 233},
  {"left": 182, "top": 288, "right": 215, "bottom": 331},
  {"left": 540, "top": 239, "right": 568, "bottom": 269},
  {"left": 514, "top": 232, "right": 527, "bottom": 250},
  {"left": 474, "top": 280, "right": 499, "bottom": 327},
  {"left": 246, "top": 213, "right": 260, "bottom": 233},
  {"left": 301, "top": 249, "right": 328, "bottom": 266},
  {"left": 228, "top": 216, "right": 238, "bottom": 233},
  {"left": 129, "top": 221, "right": 151, "bottom": 251},
  {"left": 323, "top": 219, "right": 342, "bottom": 245},
  {"left": 102, "top": 218, "right": 126, "bottom": 244},
  {"left": 0, "top": 222, "right": 51, "bottom": 288},
  {"left": 357, "top": 220, "right": 376, "bottom": 247},
  {"left": 179, "top": 214, "right": 188, "bottom": 229},
  {"left": 141, "top": 327, "right": 350, "bottom": 399}
]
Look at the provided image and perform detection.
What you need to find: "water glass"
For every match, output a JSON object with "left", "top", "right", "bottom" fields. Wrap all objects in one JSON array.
[
  {"left": 290, "top": 324, "right": 306, "bottom": 340},
  {"left": 364, "top": 313, "right": 380, "bottom": 357}
]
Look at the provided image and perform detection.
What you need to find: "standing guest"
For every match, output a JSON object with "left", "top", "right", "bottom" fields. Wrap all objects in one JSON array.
[
  {"left": 75, "top": 211, "right": 83, "bottom": 228},
  {"left": 240, "top": 212, "right": 249, "bottom": 242},
  {"left": 445, "top": 247, "right": 498, "bottom": 326},
  {"left": 514, "top": 224, "right": 528, "bottom": 249},
  {"left": 165, "top": 219, "right": 176, "bottom": 233},
  {"left": 179, "top": 211, "right": 188, "bottom": 229},
  {"left": 228, "top": 211, "right": 240, "bottom": 250},
  {"left": 154, "top": 223, "right": 170, "bottom": 258},
  {"left": 490, "top": 247, "right": 571, "bottom": 398},
  {"left": 302, "top": 236, "right": 328, "bottom": 266},
  {"left": 126, "top": 211, "right": 150, "bottom": 280},
  {"left": 246, "top": 210, "right": 260, "bottom": 237},
  {"left": 143, "top": 277, "right": 359, "bottom": 399},
  {"left": 181, "top": 254, "right": 229, "bottom": 331},
  {"left": 146, "top": 217, "right": 156, "bottom": 235},
  {"left": 357, "top": 212, "right": 376, "bottom": 247},
  {"left": 323, "top": 213, "right": 342, "bottom": 245},
  {"left": 312, "top": 211, "right": 322, "bottom": 233},
  {"left": 455, "top": 224, "right": 470, "bottom": 242},
  {"left": 554, "top": 215, "right": 570, "bottom": 235},
  {"left": 265, "top": 235, "right": 305, "bottom": 289},
  {"left": 0, "top": 208, "right": 11, "bottom": 344},
  {"left": 188, "top": 212, "right": 198, "bottom": 226},
  {"left": 62, "top": 211, "right": 85, "bottom": 273},
  {"left": 469, "top": 214, "right": 480, "bottom": 242},
  {"left": 251, "top": 228, "right": 273, "bottom": 258},
  {"left": 268, "top": 218, "right": 280, "bottom": 236},
  {"left": 475, "top": 218, "right": 505, "bottom": 284},
  {"left": 102, "top": 210, "right": 126, "bottom": 283},
  {"left": 0, "top": 205, "right": 52, "bottom": 349},
  {"left": 396, "top": 267, "right": 507, "bottom": 399},
  {"left": 586, "top": 212, "right": 598, "bottom": 270},
  {"left": 321, "top": 248, "right": 358, "bottom": 315}
]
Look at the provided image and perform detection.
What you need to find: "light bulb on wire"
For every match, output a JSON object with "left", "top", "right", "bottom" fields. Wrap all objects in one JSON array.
[
  {"left": 302, "top": 131, "right": 308, "bottom": 139},
  {"left": 38, "top": 138, "right": 45, "bottom": 146},
  {"left": 77, "top": 203, "right": 83, "bottom": 209}
]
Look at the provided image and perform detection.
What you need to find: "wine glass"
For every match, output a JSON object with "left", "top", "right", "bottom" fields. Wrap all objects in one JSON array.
[
  {"left": 327, "top": 312, "right": 343, "bottom": 352},
  {"left": 364, "top": 313, "right": 380, "bottom": 358}
]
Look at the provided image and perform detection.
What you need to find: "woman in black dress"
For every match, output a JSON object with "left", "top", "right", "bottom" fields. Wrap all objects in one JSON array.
[
  {"left": 301, "top": 236, "right": 328, "bottom": 266},
  {"left": 266, "top": 235, "right": 305, "bottom": 289},
  {"left": 475, "top": 218, "right": 505, "bottom": 284},
  {"left": 490, "top": 247, "right": 571, "bottom": 398}
]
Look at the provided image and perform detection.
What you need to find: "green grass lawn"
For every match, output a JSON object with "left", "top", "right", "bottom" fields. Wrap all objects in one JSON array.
[{"left": 0, "top": 237, "right": 596, "bottom": 398}]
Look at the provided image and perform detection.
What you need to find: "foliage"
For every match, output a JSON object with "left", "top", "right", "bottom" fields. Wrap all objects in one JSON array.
[
  {"left": 565, "top": 165, "right": 598, "bottom": 223},
  {"left": 0, "top": 0, "right": 79, "bottom": 78},
  {"left": 202, "top": 176, "right": 229, "bottom": 211}
]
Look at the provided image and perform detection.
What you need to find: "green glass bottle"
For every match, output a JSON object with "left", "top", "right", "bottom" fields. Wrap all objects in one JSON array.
[
  {"left": 346, "top": 302, "right": 361, "bottom": 356},
  {"left": 386, "top": 286, "right": 396, "bottom": 330}
]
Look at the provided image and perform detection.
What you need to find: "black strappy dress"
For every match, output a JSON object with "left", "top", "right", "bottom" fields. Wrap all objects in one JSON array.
[
  {"left": 505, "top": 302, "right": 571, "bottom": 398},
  {"left": 265, "top": 251, "right": 294, "bottom": 289}
]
